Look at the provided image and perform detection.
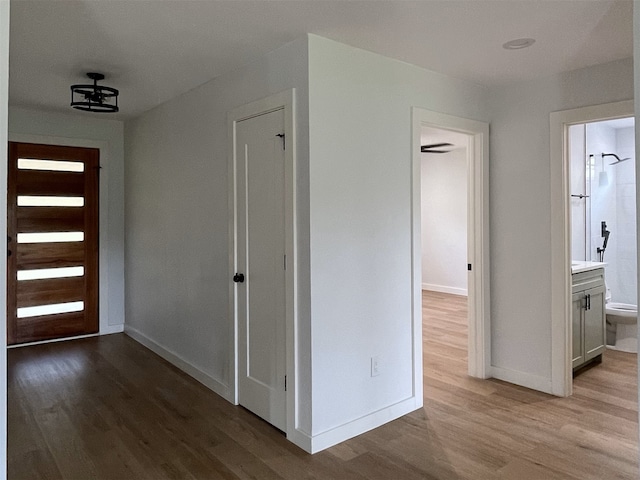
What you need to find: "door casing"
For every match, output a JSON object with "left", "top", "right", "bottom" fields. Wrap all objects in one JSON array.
[
  {"left": 228, "top": 89, "right": 299, "bottom": 444},
  {"left": 549, "top": 99, "right": 634, "bottom": 396},
  {"left": 412, "top": 108, "right": 491, "bottom": 383},
  {"left": 7, "top": 133, "right": 121, "bottom": 345},
  {"left": 234, "top": 107, "right": 287, "bottom": 430},
  {"left": 7, "top": 142, "right": 99, "bottom": 344}
]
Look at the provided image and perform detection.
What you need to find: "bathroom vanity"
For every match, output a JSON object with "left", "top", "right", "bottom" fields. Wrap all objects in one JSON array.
[{"left": 571, "top": 262, "right": 606, "bottom": 371}]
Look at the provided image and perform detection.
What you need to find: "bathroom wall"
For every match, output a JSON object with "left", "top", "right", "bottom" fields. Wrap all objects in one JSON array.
[
  {"left": 583, "top": 121, "right": 637, "bottom": 305},
  {"left": 586, "top": 122, "right": 619, "bottom": 300}
]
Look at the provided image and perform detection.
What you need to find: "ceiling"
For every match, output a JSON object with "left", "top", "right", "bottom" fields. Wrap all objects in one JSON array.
[{"left": 9, "top": 0, "right": 633, "bottom": 120}]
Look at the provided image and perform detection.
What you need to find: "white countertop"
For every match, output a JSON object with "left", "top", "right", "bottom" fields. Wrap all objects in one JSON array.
[{"left": 571, "top": 260, "right": 607, "bottom": 274}]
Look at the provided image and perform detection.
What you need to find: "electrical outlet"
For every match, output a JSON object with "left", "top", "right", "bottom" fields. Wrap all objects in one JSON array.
[{"left": 371, "top": 356, "right": 381, "bottom": 377}]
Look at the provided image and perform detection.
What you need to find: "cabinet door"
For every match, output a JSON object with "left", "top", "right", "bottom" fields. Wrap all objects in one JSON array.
[
  {"left": 572, "top": 292, "right": 584, "bottom": 368},
  {"left": 584, "top": 285, "right": 606, "bottom": 361}
]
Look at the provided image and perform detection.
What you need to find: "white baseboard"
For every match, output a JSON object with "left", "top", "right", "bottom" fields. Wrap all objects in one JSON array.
[
  {"left": 124, "top": 325, "right": 232, "bottom": 403},
  {"left": 422, "top": 283, "right": 468, "bottom": 296},
  {"left": 491, "top": 366, "right": 553, "bottom": 395},
  {"left": 287, "top": 428, "right": 313, "bottom": 453},
  {"left": 306, "top": 396, "right": 422, "bottom": 453}
]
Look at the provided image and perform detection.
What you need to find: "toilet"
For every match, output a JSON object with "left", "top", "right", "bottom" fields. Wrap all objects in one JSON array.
[{"left": 606, "top": 292, "right": 638, "bottom": 353}]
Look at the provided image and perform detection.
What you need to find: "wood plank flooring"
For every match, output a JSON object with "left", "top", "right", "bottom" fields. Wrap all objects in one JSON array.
[{"left": 8, "top": 291, "right": 639, "bottom": 479}]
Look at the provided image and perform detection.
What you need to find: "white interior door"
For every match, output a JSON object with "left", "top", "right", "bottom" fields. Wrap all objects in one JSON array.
[{"left": 235, "top": 108, "right": 287, "bottom": 431}]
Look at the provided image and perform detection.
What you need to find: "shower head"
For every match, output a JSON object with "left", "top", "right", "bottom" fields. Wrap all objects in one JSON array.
[{"left": 602, "top": 153, "right": 631, "bottom": 165}]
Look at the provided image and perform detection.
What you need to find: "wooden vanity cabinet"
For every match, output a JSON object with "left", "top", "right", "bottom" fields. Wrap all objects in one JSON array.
[{"left": 571, "top": 267, "right": 606, "bottom": 371}]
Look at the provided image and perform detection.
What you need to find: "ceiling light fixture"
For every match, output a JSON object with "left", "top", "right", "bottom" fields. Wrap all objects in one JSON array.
[
  {"left": 502, "top": 38, "right": 535, "bottom": 50},
  {"left": 70, "top": 72, "right": 119, "bottom": 113}
]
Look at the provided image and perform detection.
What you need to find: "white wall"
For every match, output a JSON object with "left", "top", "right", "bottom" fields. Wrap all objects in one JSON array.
[
  {"left": 125, "top": 33, "right": 489, "bottom": 452},
  {"left": 307, "top": 35, "right": 487, "bottom": 447},
  {"left": 8, "top": 107, "right": 126, "bottom": 335},
  {"left": 121, "top": 31, "right": 634, "bottom": 453},
  {"left": 586, "top": 123, "right": 618, "bottom": 274},
  {"left": 0, "top": 1, "right": 9, "bottom": 477},
  {"left": 487, "top": 57, "right": 633, "bottom": 390},
  {"left": 124, "top": 36, "right": 311, "bottom": 432},
  {"left": 421, "top": 148, "right": 468, "bottom": 295}
]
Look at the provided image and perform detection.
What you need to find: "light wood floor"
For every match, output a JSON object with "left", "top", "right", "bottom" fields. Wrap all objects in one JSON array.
[{"left": 8, "top": 291, "right": 639, "bottom": 479}]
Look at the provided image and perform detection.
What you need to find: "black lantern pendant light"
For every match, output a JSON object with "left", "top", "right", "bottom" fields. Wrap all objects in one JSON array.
[{"left": 70, "top": 72, "right": 119, "bottom": 113}]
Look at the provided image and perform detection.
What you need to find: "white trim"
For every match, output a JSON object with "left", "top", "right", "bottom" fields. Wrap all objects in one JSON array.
[
  {"left": 549, "top": 99, "right": 634, "bottom": 397},
  {"left": 412, "top": 108, "right": 491, "bottom": 379},
  {"left": 491, "top": 366, "right": 553, "bottom": 394},
  {"left": 422, "top": 284, "right": 468, "bottom": 296},
  {"left": 227, "top": 90, "right": 299, "bottom": 448},
  {"left": 125, "top": 326, "right": 232, "bottom": 401},
  {"left": 7, "top": 133, "right": 123, "bottom": 335},
  {"left": 306, "top": 396, "right": 421, "bottom": 454}
]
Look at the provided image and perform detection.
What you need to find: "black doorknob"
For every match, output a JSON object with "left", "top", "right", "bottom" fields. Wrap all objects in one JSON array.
[{"left": 233, "top": 273, "right": 245, "bottom": 283}]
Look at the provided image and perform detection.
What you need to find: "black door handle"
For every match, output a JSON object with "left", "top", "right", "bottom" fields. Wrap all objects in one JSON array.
[{"left": 233, "top": 273, "right": 245, "bottom": 283}]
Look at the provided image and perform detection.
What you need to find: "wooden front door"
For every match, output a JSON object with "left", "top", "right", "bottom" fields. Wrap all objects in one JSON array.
[{"left": 7, "top": 142, "right": 99, "bottom": 345}]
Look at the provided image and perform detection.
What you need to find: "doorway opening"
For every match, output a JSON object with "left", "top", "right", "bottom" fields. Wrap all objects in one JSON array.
[
  {"left": 550, "top": 99, "right": 635, "bottom": 396},
  {"left": 420, "top": 126, "right": 473, "bottom": 395},
  {"left": 421, "top": 127, "right": 469, "bottom": 297},
  {"left": 569, "top": 118, "right": 636, "bottom": 366},
  {"left": 227, "top": 89, "right": 301, "bottom": 449},
  {"left": 412, "top": 108, "right": 490, "bottom": 383}
]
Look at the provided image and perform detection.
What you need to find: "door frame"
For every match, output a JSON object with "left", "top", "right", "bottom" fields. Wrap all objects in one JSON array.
[
  {"left": 549, "top": 99, "right": 634, "bottom": 396},
  {"left": 7, "top": 133, "right": 121, "bottom": 342},
  {"left": 227, "top": 89, "right": 297, "bottom": 438},
  {"left": 7, "top": 142, "right": 99, "bottom": 345},
  {"left": 412, "top": 108, "right": 491, "bottom": 379}
]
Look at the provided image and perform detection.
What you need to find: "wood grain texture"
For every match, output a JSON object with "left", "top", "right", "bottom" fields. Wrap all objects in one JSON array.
[
  {"left": 16, "top": 242, "right": 85, "bottom": 270},
  {"left": 8, "top": 291, "right": 638, "bottom": 479},
  {"left": 15, "top": 312, "right": 87, "bottom": 344},
  {"left": 16, "top": 170, "right": 85, "bottom": 197},
  {"left": 16, "top": 276, "right": 84, "bottom": 308},
  {"left": 17, "top": 206, "right": 85, "bottom": 233},
  {"left": 7, "top": 142, "right": 99, "bottom": 345}
]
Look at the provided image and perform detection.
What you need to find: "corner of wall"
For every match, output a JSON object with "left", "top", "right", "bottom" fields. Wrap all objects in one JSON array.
[
  {"left": 124, "top": 325, "right": 233, "bottom": 403},
  {"left": 307, "top": 396, "right": 422, "bottom": 453}
]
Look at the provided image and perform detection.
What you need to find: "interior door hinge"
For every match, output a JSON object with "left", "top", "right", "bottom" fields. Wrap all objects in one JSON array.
[
  {"left": 284, "top": 375, "right": 287, "bottom": 391},
  {"left": 284, "top": 254, "right": 287, "bottom": 270},
  {"left": 276, "top": 133, "right": 285, "bottom": 150}
]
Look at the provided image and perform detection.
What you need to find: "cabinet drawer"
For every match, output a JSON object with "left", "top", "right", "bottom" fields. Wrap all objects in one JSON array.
[{"left": 572, "top": 269, "right": 604, "bottom": 294}]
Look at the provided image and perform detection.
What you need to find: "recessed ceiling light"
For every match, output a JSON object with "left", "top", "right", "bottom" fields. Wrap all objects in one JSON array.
[{"left": 502, "top": 38, "right": 535, "bottom": 50}]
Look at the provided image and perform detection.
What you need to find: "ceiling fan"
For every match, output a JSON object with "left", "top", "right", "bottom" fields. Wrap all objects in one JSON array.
[{"left": 421, "top": 142, "right": 453, "bottom": 154}]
